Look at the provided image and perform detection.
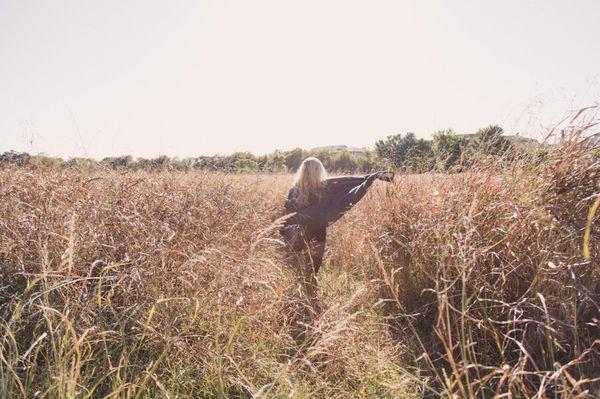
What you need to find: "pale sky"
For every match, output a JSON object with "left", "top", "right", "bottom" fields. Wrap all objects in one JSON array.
[{"left": 1, "top": 1, "right": 599, "bottom": 159}]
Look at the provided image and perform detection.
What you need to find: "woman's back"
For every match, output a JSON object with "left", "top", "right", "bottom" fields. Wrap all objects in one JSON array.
[{"left": 284, "top": 185, "right": 323, "bottom": 215}]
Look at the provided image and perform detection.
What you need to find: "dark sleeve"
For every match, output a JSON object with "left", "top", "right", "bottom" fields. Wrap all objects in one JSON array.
[
  {"left": 283, "top": 188, "right": 298, "bottom": 215},
  {"left": 324, "top": 173, "right": 379, "bottom": 225},
  {"left": 324, "top": 175, "right": 373, "bottom": 194}
]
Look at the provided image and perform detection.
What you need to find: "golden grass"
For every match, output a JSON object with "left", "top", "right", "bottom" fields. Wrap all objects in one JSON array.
[{"left": 0, "top": 138, "right": 598, "bottom": 397}]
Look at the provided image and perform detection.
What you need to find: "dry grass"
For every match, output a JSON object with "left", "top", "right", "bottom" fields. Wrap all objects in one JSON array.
[
  {"left": 0, "top": 171, "right": 415, "bottom": 398},
  {"left": 327, "top": 130, "right": 600, "bottom": 396},
  {"left": 1, "top": 127, "right": 599, "bottom": 397}
]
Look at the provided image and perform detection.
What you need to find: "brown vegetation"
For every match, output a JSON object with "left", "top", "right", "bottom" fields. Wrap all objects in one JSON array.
[{"left": 0, "top": 124, "right": 598, "bottom": 397}]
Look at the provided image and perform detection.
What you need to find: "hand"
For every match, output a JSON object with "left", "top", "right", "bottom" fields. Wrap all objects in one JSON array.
[{"left": 377, "top": 171, "right": 394, "bottom": 182}]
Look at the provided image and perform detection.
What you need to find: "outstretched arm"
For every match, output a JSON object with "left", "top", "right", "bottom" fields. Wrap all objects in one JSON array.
[
  {"left": 325, "top": 171, "right": 394, "bottom": 225},
  {"left": 325, "top": 172, "right": 393, "bottom": 191},
  {"left": 282, "top": 172, "right": 394, "bottom": 233},
  {"left": 325, "top": 174, "right": 376, "bottom": 192},
  {"left": 325, "top": 174, "right": 378, "bottom": 225}
]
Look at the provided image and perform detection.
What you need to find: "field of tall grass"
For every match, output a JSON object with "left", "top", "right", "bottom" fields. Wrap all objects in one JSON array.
[{"left": 1, "top": 125, "right": 598, "bottom": 397}]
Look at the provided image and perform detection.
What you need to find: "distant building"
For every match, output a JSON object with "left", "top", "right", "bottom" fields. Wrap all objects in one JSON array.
[{"left": 310, "top": 145, "right": 368, "bottom": 158}]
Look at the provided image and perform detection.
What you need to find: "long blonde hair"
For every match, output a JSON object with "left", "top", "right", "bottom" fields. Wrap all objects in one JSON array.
[{"left": 292, "top": 157, "right": 327, "bottom": 207}]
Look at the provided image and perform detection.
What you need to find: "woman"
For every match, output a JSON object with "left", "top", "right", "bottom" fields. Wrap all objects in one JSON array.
[{"left": 280, "top": 157, "right": 393, "bottom": 299}]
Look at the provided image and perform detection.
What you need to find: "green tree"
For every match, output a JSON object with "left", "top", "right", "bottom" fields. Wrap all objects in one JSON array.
[
  {"left": 102, "top": 155, "right": 133, "bottom": 169},
  {"left": 0, "top": 151, "right": 31, "bottom": 167},
  {"left": 134, "top": 157, "right": 151, "bottom": 170},
  {"left": 151, "top": 155, "right": 171, "bottom": 171},
  {"left": 171, "top": 157, "right": 194, "bottom": 171},
  {"left": 67, "top": 157, "right": 97, "bottom": 170},
  {"left": 308, "top": 149, "right": 334, "bottom": 170},
  {"left": 473, "top": 125, "right": 512, "bottom": 155},
  {"left": 404, "top": 141, "right": 434, "bottom": 173},
  {"left": 266, "top": 151, "right": 287, "bottom": 173},
  {"left": 333, "top": 150, "right": 358, "bottom": 172},
  {"left": 284, "top": 148, "right": 305, "bottom": 172},
  {"left": 230, "top": 152, "right": 258, "bottom": 172},
  {"left": 256, "top": 155, "right": 269, "bottom": 171},
  {"left": 29, "top": 154, "right": 65, "bottom": 169},
  {"left": 375, "top": 133, "right": 433, "bottom": 172},
  {"left": 234, "top": 157, "right": 259, "bottom": 173},
  {"left": 355, "top": 150, "right": 378, "bottom": 172},
  {"left": 432, "top": 129, "right": 468, "bottom": 171}
]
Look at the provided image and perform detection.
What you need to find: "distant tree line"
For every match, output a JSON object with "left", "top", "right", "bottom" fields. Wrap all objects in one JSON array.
[
  {"left": 375, "top": 125, "right": 525, "bottom": 172},
  {"left": 1, "top": 125, "right": 535, "bottom": 173},
  {"left": 0, "top": 147, "right": 383, "bottom": 173}
]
